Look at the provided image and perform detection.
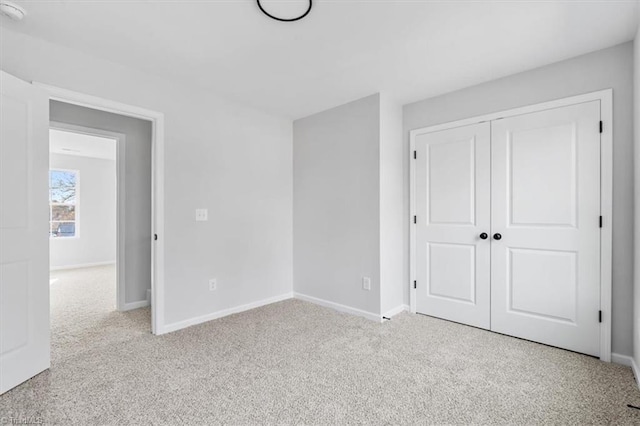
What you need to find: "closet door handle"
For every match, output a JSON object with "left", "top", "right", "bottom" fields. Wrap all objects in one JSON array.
[
  {"left": 493, "top": 233, "right": 502, "bottom": 241},
  {"left": 479, "top": 233, "right": 488, "bottom": 240}
]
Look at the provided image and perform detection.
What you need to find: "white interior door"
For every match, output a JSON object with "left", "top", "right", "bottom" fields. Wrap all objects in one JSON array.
[
  {"left": 415, "top": 122, "right": 491, "bottom": 329},
  {"left": 490, "top": 101, "right": 601, "bottom": 356},
  {"left": 0, "top": 71, "right": 50, "bottom": 394}
]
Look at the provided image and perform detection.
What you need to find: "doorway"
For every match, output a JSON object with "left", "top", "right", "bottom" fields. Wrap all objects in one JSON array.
[
  {"left": 47, "top": 111, "right": 154, "bottom": 364},
  {"left": 48, "top": 125, "right": 127, "bottom": 310},
  {"left": 49, "top": 101, "right": 154, "bottom": 316},
  {"left": 36, "top": 83, "right": 167, "bottom": 336}
]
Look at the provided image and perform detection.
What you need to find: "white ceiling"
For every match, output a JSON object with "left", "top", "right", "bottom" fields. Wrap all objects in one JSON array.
[
  {"left": 49, "top": 129, "right": 116, "bottom": 161},
  {"left": 4, "top": 1, "right": 639, "bottom": 119}
]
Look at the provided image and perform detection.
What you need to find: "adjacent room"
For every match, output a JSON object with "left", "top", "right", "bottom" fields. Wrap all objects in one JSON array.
[
  {"left": 49, "top": 128, "right": 121, "bottom": 352},
  {"left": 48, "top": 119, "right": 154, "bottom": 361},
  {"left": 2, "top": 0, "right": 640, "bottom": 424}
]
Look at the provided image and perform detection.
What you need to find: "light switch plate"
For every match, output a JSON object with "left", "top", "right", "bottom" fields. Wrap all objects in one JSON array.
[
  {"left": 362, "top": 277, "right": 371, "bottom": 291},
  {"left": 195, "top": 208, "right": 208, "bottom": 221}
]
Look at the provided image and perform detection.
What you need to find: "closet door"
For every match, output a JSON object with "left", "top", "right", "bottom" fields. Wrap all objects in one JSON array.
[
  {"left": 490, "top": 101, "right": 601, "bottom": 356},
  {"left": 415, "top": 122, "right": 491, "bottom": 329}
]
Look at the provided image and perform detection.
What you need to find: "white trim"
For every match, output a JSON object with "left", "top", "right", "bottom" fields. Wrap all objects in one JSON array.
[
  {"left": 161, "top": 293, "right": 294, "bottom": 334},
  {"left": 122, "top": 300, "right": 149, "bottom": 311},
  {"left": 408, "top": 90, "right": 613, "bottom": 139},
  {"left": 116, "top": 134, "right": 127, "bottom": 312},
  {"left": 49, "top": 260, "right": 115, "bottom": 271},
  {"left": 383, "top": 304, "right": 410, "bottom": 319},
  {"left": 409, "top": 128, "right": 417, "bottom": 314},
  {"left": 409, "top": 89, "right": 613, "bottom": 362},
  {"left": 36, "top": 82, "right": 165, "bottom": 336},
  {"left": 35, "top": 83, "right": 163, "bottom": 122},
  {"left": 612, "top": 353, "right": 634, "bottom": 366},
  {"left": 293, "top": 292, "right": 381, "bottom": 322},
  {"left": 611, "top": 353, "right": 640, "bottom": 389},
  {"left": 598, "top": 91, "right": 613, "bottom": 363}
]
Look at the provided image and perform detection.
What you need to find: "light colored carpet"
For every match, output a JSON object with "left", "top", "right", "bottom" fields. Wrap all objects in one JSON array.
[{"left": 1, "top": 265, "right": 640, "bottom": 425}]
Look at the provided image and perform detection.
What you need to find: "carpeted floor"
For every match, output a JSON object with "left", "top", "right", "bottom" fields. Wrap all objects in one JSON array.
[{"left": 1, "top": 265, "right": 640, "bottom": 425}]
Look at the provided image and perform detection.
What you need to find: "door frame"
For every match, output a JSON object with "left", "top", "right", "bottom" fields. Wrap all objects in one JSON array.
[
  {"left": 35, "top": 82, "right": 165, "bottom": 336},
  {"left": 49, "top": 122, "right": 132, "bottom": 312},
  {"left": 409, "top": 89, "right": 613, "bottom": 362}
]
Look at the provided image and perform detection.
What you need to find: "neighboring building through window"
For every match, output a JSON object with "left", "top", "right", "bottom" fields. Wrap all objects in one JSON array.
[{"left": 49, "top": 169, "right": 78, "bottom": 238}]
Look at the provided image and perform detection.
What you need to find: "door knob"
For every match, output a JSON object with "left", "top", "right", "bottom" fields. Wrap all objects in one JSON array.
[
  {"left": 493, "top": 233, "right": 502, "bottom": 240},
  {"left": 479, "top": 233, "right": 488, "bottom": 240}
]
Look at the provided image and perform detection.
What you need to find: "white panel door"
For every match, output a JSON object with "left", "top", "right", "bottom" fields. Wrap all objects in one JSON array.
[
  {"left": 0, "top": 71, "right": 50, "bottom": 394},
  {"left": 415, "top": 122, "right": 491, "bottom": 329},
  {"left": 491, "top": 101, "right": 601, "bottom": 356}
]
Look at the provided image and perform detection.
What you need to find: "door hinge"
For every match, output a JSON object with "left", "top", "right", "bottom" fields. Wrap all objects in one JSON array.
[
  {"left": 413, "top": 215, "right": 417, "bottom": 224},
  {"left": 599, "top": 310, "right": 602, "bottom": 323},
  {"left": 413, "top": 150, "right": 417, "bottom": 159},
  {"left": 154, "top": 234, "right": 158, "bottom": 241},
  {"left": 414, "top": 280, "right": 417, "bottom": 289},
  {"left": 599, "top": 216, "right": 603, "bottom": 228},
  {"left": 599, "top": 121, "right": 603, "bottom": 133}
]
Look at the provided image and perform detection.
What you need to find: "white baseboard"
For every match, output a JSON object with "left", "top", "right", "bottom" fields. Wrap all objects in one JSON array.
[
  {"left": 50, "top": 260, "right": 115, "bottom": 271},
  {"left": 293, "top": 292, "right": 381, "bottom": 322},
  {"left": 160, "top": 292, "right": 294, "bottom": 335},
  {"left": 612, "top": 353, "right": 640, "bottom": 389},
  {"left": 383, "top": 304, "right": 410, "bottom": 319},
  {"left": 611, "top": 352, "right": 633, "bottom": 366},
  {"left": 121, "top": 300, "right": 149, "bottom": 311}
]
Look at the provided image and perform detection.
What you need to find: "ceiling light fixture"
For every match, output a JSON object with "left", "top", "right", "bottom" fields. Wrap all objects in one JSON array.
[
  {"left": 256, "top": 0, "right": 312, "bottom": 22},
  {"left": 0, "top": 1, "right": 26, "bottom": 21}
]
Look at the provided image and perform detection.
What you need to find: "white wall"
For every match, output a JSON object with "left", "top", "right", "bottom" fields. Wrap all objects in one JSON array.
[
  {"left": 404, "top": 42, "right": 634, "bottom": 357},
  {"left": 293, "top": 94, "right": 382, "bottom": 316},
  {"left": 0, "top": 27, "right": 293, "bottom": 328},
  {"left": 293, "top": 93, "right": 404, "bottom": 318},
  {"left": 49, "top": 153, "right": 116, "bottom": 269}
]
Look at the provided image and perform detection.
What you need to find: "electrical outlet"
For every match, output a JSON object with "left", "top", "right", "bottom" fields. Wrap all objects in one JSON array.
[
  {"left": 209, "top": 279, "right": 217, "bottom": 291},
  {"left": 362, "top": 277, "right": 371, "bottom": 291},
  {"left": 196, "top": 208, "right": 208, "bottom": 221}
]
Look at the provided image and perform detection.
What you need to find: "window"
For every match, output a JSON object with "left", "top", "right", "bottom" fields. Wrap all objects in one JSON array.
[{"left": 49, "top": 169, "right": 78, "bottom": 238}]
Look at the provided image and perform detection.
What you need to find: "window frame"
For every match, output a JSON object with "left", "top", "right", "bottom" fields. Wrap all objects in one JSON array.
[{"left": 49, "top": 168, "right": 80, "bottom": 239}]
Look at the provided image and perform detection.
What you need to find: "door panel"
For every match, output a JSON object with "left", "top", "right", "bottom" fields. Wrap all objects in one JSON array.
[
  {"left": 491, "top": 101, "right": 601, "bottom": 356},
  {"left": 509, "top": 123, "right": 577, "bottom": 226},
  {"left": 428, "top": 138, "right": 476, "bottom": 225},
  {"left": 0, "top": 71, "right": 50, "bottom": 394},
  {"left": 508, "top": 248, "right": 577, "bottom": 322},
  {"left": 415, "top": 122, "right": 491, "bottom": 329},
  {"left": 428, "top": 243, "right": 475, "bottom": 303}
]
